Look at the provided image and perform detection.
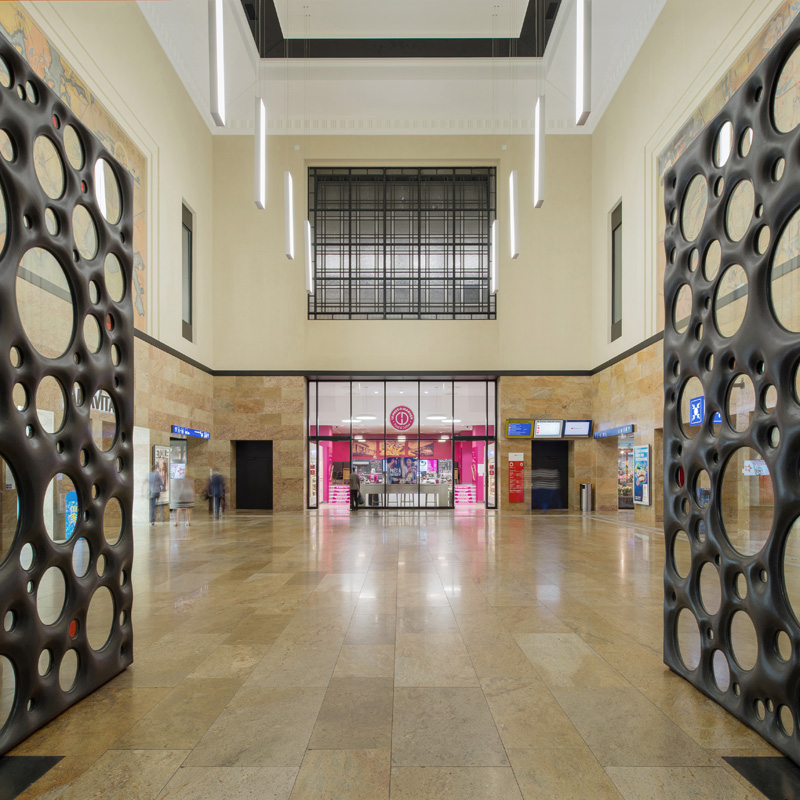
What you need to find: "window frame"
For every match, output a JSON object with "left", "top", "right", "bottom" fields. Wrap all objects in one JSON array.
[
  {"left": 181, "top": 203, "right": 194, "bottom": 342},
  {"left": 610, "top": 201, "right": 622, "bottom": 342}
]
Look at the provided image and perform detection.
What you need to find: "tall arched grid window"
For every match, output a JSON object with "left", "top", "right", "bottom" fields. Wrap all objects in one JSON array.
[{"left": 308, "top": 167, "right": 497, "bottom": 320}]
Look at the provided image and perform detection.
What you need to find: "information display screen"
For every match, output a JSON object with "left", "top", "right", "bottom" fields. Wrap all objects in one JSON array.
[
  {"left": 419, "top": 459, "right": 438, "bottom": 473},
  {"left": 506, "top": 420, "right": 533, "bottom": 438},
  {"left": 563, "top": 420, "right": 593, "bottom": 437},
  {"left": 534, "top": 420, "right": 564, "bottom": 438}
]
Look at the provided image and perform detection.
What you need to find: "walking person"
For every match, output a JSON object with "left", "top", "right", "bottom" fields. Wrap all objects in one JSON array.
[
  {"left": 148, "top": 464, "right": 165, "bottom": 525},
  {"left": 207, "top": 471, "right": 224, "bottom": 519},
  {"left": 173, "top": 478, "right": 195, "bottom": 526},
  {"left": 348, "top": 469, "right": 361, "bottom": 512}
]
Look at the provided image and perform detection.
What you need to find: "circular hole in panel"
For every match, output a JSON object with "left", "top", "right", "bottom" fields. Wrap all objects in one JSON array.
[
  {"left": 103, "top": 497, "right": 123, "bottom": 545},
  {"left": 12, "top": 383, "right": 26, "bottom": 412},
  {"left": 16, "top": 85, "right": 24, "bottom": 101},
  {"left": 72, "top": 538, "right": 90, "bottom": 578},
  {"left": 111, "top": 344, "right": 120, "bottom": 366},
  {"left": 73, "top": 382, "right": 84, "bottom": 407},
  {"left": 9, "top": 347, "right": 20, "bottom": 368},
  {"left": 679, "top": 376, "right": 705, "bottom": 438},
  {"left": 771, "top": 209, "right": 800, "bottom": 331},
  {"left": 774, "top": 157, "right": 786, "bottom": 181},
  {"left": 86, "top": 586, "right": 114, "bottom": 651},
  {"left": 669, "top": 247, "right": 677, "bottom": 265},
  {"left": 780, "top": 706, "right": 795, "bottom": 737},
  {"left": 33, "top": 136, "right": 64, "bottom": 200},
  {"left": 36, "top": 567, "right": 66, "bottom": 626},
  {"left": 44, "top": 207, "right": 59, "bottom": 237},
  {"left": 94, "top": 159, "right": 121, "bottom": 224},
  {"left": 83, "top": 314, "right": 101, "bottom": 353},
  {"left": 756, "top": 699, "right": 766, "bottom": 721},
  {"left": 68, "top": 619, "right": 78, "bottom": 638},
  {"left": 700, "top": 561, "right": 722, "bottom": 615},
  {"left": 786, "top": 522, "right": 800, "bottom": 627},
  {"left": 36, "top": 376, "right": 65, "bottom": 434},
  {"left": 115, "top": 457, "right": 123, "bottom": 474},
  {"left": 120, "top": 570, "right": 127, "bottom": 587},
  {"left": 88, "top": 281, "right": 99, "bottom": 305},
  {"left": 769, "top": 426, "right": 781, "bottom": 448},
  {"left": 62, "top": 126, "right": 84, "bottom": 171},
  {"left": 19, "top": 543, "right": 33, "bottom": 571},
  {"left": 96, "top": 553, "right": 107, "bottom": 577},
  {"left": 704, "top": 240, "right": 722, "bottom": 281},
  {"left": 79, "top": 449, "right": 88, "bottom": 467},
  {"left": 714, "top": 121, "right": 734, "bottom": 167},
  {"left": 0, "top": 459, "right": 19, "bottom": 564},
  {"left": 25, "top": 81, "right": 37, "bottom": 104},
  {"left": 682, "top": 175, "right": 708, "bottom": 242},
  {"left": 735, "top": 573, "right": 748, "bottom": 600},
  {"left": 0, "top": 56, "right": 10, "bottom": 88},
  {"left": 26, "top": 581, "right": 33, "bottom": 594},
  {"left": 689, "top": 249, "right": 699, "bottom": 272},
  {"left": 16, "top": 248, "right": 74, "bottom": 359},
  {"left": 777, "top": 630, "right": 792, "bottom": 661},
  {"left": 0, "top": 656, "right": 15, "bottom": 728},
  {"left": 0, "top": 130, "right": 14, "bottom": 162},
  {"left": 673, "top": 531, "right": 692, "bottom": 578},
  {"left": 91, "top": 484, "right": 99, "bottom": 500},
  {"left": 757, "top": 226, "right": 771, "bottom": 255},
  {"left": 119, "top": 611, "right": 126, "bottom": 626},
  {"left": 673, "top": 285, "right": 692, "bottom": 334},
  {"left": 22, "top": 215, "right": 31, "bottom": 230},
  {"left": 43, "top": 473, "right": 78, "bottom": 543},
  {"left": 3, "top": 612, "right": 14, "bottom": 632},
  {"left": 104, "top": 253, "right": 125, "bottom": 302},
  {"left": 757, "top": 204, "right": 764, "bottom": 219},
  {"left": 706, "top": 353, "right": 715, "bottom": 372},
  {"left": 721, "top": 446, "right": 771, "bottom": 556},
  {"left": 774, "top": 43, "right": 800, "bottom": 133},
  {"left": 91, "top": 391, "right": 117, "bottom": 452},
  {"left": 59, "top": 650, "right": 78, "bottom": 692},
  {"left": 72, "top": 206, "right": 98, "bottom": 261},
  {"left": 726, "top": 180, "right": 755, "bottom": 242},
  {"left": 757, "top": 360, "right": 766, "bottom": 375},
  {"left": 739, "top": 127, "right": 753, "bottom": 157},
  {"left": 730, "top": 610, "right": 759, "bottom": 671},
  {"left": 713, "top": 650, "right": 731, "bottom": 692},
  {"left": 764, "top": 385, "right": 778, "bottom": 411},
  {"left": 37, "top": 649, "right": 51, "bottom": 677},
  {"left": 727, "top": 374, "right": 756, "bottom": 433},
  {"left": 695, "top": 470, "right": 711, "bottom": 509},
  {"left": 714, "top": 177, "right": 724, "bottom": 198},
  {"left": 714, "top": 264, "right": 748, "bottom": 338},
  {"left": 677, "top": 608, "right": 702, "bottom": 670},
  {"left": 52, "top": 114, "right": 60, "bottom": 130},
  {"left": 105, "top": 313, "right": 114, "bottom": 332},
  {"left": 761, "top": 568, "right": 769, "bottom": 584},
  {"left": 25, "top": 426, "right": 33, "bottom": 439}
]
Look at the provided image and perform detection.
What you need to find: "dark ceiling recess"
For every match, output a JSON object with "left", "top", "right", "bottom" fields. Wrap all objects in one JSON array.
[{"left": 241, "top": 0, "right": 561, "bottom": 59}]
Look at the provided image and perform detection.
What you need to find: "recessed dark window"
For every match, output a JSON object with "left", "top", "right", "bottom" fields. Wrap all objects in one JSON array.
[
  {"left": 611, "top": 202, "right": 622, "bottom": 342},
  {"left": 181, "top": 203, "right": 193, "bottom": 342}
]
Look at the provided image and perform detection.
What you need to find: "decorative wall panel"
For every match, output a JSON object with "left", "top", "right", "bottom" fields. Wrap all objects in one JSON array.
[
  {"left": 0, "top": 38, "right": 133, "bottom": 753},
  {"left": 664, "top": 13, "right": 800, "bottom": 763}
]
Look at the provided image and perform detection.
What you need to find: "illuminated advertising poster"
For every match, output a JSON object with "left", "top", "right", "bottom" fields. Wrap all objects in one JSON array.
[
  {"left": 633, "top": 445, "right": 650, "bottom": 505},
  {"left": 309, "top": 443, "right": 317, "bottom": 506},
  {"left": 508, "top": 452, "right": 524, "bottom": 503},
  {"left": 387, "top": 456, "right": 403, "bottom": 484},
  {"left": 153, "top": 445, "right": 170, "bottom": 506},
  {"left": 487, "top": 443, "right": 496, "bottom": 505}
]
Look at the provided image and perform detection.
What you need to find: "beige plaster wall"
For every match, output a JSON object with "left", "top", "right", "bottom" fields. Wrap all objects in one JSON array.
[{"left": 211, "top": 133, "right": 592, "bottom": 372}]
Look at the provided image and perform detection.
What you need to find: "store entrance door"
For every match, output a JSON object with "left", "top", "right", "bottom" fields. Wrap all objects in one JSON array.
[
  {"left": 236, "top": 440, "right": 273, "bottom": 510},
  {"left": 531, "top": 440, "right": 568, "bottom": 510}
]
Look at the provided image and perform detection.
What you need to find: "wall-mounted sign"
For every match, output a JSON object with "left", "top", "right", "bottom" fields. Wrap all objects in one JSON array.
[
  {"left": 743, "top": 459, "right": 769, "bottom": 476},
  {"left": 689, "top": 396, "right": 722, "bottom": 426},
  {"left": 633, "top": 445, "right": 650, "bottom": 505},
  {"left": 506, "top": 420, "right": 533, "bottom": 438},
  {"left": 508, "top": 452, "right": 524, "bottom": 503},
  {"left": 91, "top": 390, "right": 114, "bottom": 414},
  {"left": 171, "top": 425, "right": 210, "bottom": 439},
  {"left": 389, "top": 406, "right": 415, "bottom": 431},
  {"left": 594, "top": 424, "right": 634, "bottom": 439},
  {"left": 534, "top": 420, "right": 563, "bottom": 438},
  {"left": 563, "top": 420, "right": 593, "bottom": 437}
]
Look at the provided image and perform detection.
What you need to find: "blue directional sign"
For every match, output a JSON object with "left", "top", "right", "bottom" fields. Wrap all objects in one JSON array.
[
  {"left": 689, "top": 397, "right": 722, "bottom": 426},
  {"left": 593, "top": 424, "right": 634, "bottom": 439},
  {"left": 171, "top": 425, "right": 210, "bottom": 439}
]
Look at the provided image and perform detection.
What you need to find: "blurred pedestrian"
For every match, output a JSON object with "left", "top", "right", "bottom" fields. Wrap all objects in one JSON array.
[
  {"left": 173, "top": 478, "right": 195, "bottom": 526},
  {"left": 148, "top": 464, "right": 165, "bottom": 525},
  {"left": 207, "top": 471, "right": 225, "bottom": 519}
]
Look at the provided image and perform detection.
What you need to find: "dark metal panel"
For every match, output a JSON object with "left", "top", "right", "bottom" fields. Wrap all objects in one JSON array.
[
  {"left": 0, "top": 40, "right": 134, "bottom": 753},
  {"left": 663, "top": 13, "right": 800, "bottom": 764}
]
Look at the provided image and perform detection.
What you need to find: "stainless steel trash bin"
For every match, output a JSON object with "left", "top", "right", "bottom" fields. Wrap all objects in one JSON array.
[{"left": 580, "top": 483, "right": 592, "bottom": 512}]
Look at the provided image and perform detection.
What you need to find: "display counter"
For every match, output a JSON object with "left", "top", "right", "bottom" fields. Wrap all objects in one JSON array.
[{"left": 360, "top": 483, "right": 451, "bottom": 506}]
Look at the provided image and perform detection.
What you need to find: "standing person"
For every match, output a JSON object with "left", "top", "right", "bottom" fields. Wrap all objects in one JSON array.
[
  {"left": 207, "top": 471, "right": 224, "bottom": 519},
  {"left": 148, "top": 465, "right": 165, "bottom": 526},
  {"left": 348, "top": 469, "right": 361, "bottom": 512}
]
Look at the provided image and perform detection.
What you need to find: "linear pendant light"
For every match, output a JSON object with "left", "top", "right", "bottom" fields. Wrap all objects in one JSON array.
[
  {"left": 576, "top": 0, "right": 591, "bottom": 126},
  {"left": 284, "top": 171, "right": 295, "bottom": 260},
  {"left": 254, "top": 96, "right": 266, "bottom": 209},
  {"left": 509, "top": 170, "right": 519, "bottom": 259},
  {"left": 304, "top": 220, "right": 314, "bottom": 293},
  {"left": 490, "top": 219, "right": 499, "bottom": 295},
  {"left": 533, "top": 95, "right": 545, "bottom": 208},
  {"left": 208, "top": 0, "right": 225, "bottom": 126}
]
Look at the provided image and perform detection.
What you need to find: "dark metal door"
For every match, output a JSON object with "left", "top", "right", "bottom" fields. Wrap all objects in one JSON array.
[
  {"left": 531, "top": 440, "right": 569, "bottom": 509},
  {"left": 236, "top": 440, "right": 273, "bottom": 510}
]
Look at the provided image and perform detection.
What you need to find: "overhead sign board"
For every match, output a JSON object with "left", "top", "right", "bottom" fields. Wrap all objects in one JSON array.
[
  {"left": 171, "top": 425, "right": 210, "bottom": 440},
  {"left": 594, "top": 424, "right": 634, "bottom": 439}
]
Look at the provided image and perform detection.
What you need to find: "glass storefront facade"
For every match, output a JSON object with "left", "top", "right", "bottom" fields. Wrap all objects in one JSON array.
[{"left": 307, "top": 380, "right": 497, "bottom": 509}]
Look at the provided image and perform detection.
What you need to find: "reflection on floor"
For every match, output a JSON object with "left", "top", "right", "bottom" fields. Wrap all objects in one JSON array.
[{"left": 9, "top": 510, "right": 777, "bottom": 799}]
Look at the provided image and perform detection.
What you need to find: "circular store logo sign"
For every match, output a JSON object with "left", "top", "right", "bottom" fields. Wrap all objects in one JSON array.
[{"left": 390, "top": 406, "right": 415, "bottom": 431}]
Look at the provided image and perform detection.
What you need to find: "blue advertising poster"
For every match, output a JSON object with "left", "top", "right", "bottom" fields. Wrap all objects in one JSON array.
[
  {"left": 633, "top": 445, "right": 650, "bottom": 506},
  {"left": 65, "top": 490, "right": 78, "bottom": 539}
]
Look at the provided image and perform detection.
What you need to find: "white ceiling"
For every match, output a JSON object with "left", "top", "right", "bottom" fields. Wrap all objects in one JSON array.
[{"left": 137, "top": 0, "right": 667, "bottom": 135}]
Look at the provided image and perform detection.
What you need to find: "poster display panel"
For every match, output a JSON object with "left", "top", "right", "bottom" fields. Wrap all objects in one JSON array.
[
  {"left": 153, "top": 445, "right": 170, "bottom": 506},
  {"left": 633, "top": 445, "right": 650, "bottom": 506},
  {"left": 508, "top": 452, "right": 524, "bottom": 503}
]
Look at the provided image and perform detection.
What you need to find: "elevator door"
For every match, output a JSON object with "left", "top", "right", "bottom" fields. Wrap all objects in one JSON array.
[
  {"left": 236, "top": 440, "right": 273, "bottom": 510},
  {"left": 531, "top": 440, "right": 569, "bottom": 510}
]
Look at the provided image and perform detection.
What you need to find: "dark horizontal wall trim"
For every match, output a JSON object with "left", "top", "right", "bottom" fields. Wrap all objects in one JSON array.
[{"left": 135, "top": 331, "right": 663, "bottom": 381}]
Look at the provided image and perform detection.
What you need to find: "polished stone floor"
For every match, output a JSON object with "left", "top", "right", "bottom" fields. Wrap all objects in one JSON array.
[{"left": 11, "top": 509, "right": 774, "bottom": 799}]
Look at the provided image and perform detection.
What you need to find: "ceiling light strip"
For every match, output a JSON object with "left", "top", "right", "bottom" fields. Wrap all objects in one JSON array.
[
  {"left": 254, "top": 96, "right": 266, "bottom": 209},
  {"left": 490, "top": 218, "right": 499, "bottom": 294},
  {"left": 284, "top": 171, "right": 295, "bottom": 260},
  {"left": 508, "top": 171, "right": 519, "bottom": 260},
  {"left": 533, "top": 95, "right": 545, "bottom": 208},
  {"left": 208, "top": 0, "right": 226, "bottom": 126},
  {"left": 304, "top": 220, "right": 314, "bottom": 292},
  {"left": 576, "top": 0, "right": 591, "bottom": 126}
]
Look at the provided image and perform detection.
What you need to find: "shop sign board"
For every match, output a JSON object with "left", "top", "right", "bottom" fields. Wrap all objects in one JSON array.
[
  {"left": 633, "top": 445, "right": 650, "bottom": 506},
  {"left": 389, "top": 406, "right": 415, "bottom": 431},
  {"left": 309, "top": 443, "right": 317, "bottom": 505},
  {"left": 594, "top": 424, "right": 634, "bottom": 439},
  {"left": 508, "top": 452, "right": 524, "bottom": 503},
  {"left": 171, "top": 425, "right": 210, "bottom": 439}
]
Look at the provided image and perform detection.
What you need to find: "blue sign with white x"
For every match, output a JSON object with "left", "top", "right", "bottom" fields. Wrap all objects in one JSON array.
[{"left": 689, "top": 396, "right": 721, "bottom": 426}]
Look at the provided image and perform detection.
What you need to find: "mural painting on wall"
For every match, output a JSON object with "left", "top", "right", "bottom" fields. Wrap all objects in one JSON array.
[
  {"left": 0, "top": 2, "right": 147, "bottom": 330},
  {"left": 657, "top": 0, "right": 800, "bottom": 329}
]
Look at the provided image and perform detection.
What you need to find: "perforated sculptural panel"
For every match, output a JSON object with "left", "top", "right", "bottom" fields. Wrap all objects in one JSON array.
[
  {"left": 663, "top": 13, "right": 800, "bottom": 764},
  {"left": 0, "top": 39, "right": 133, "bottom": 753}
]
